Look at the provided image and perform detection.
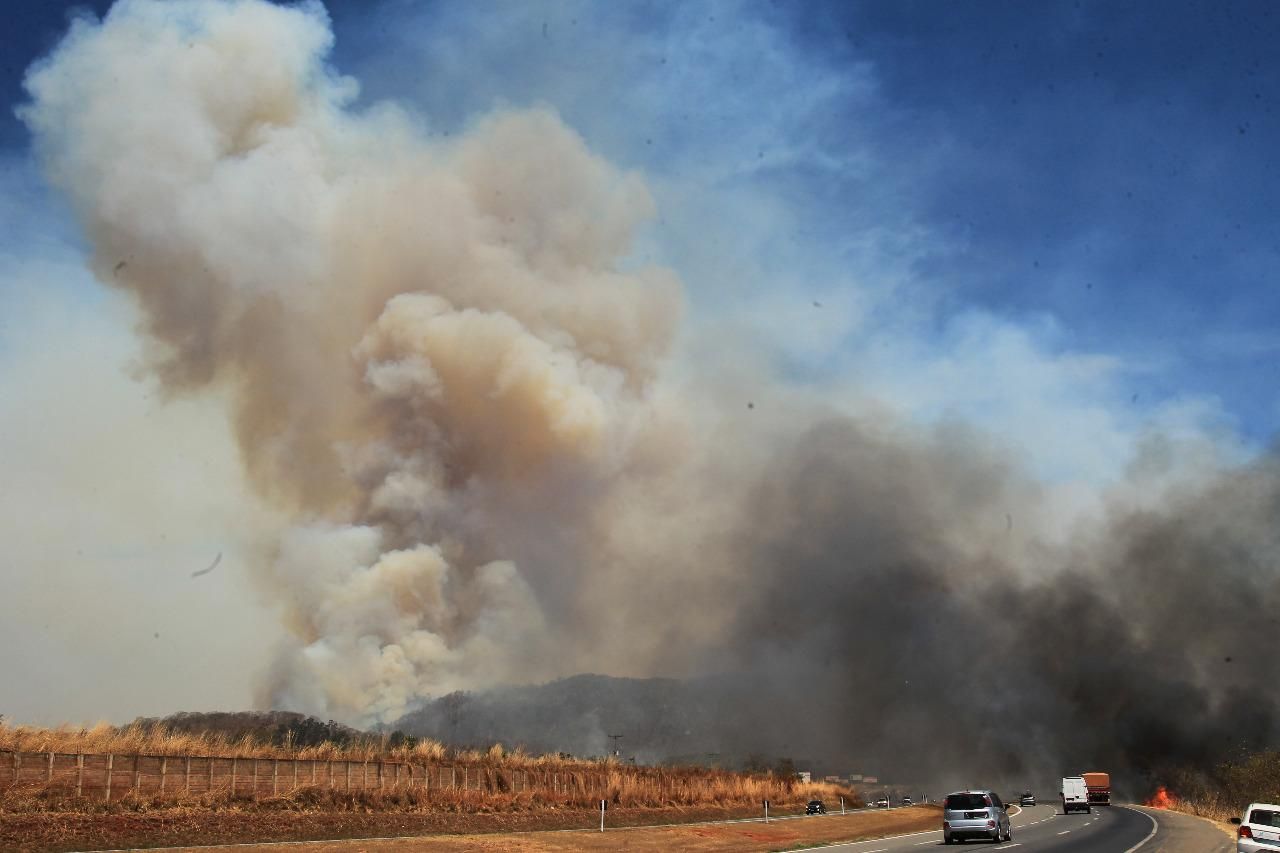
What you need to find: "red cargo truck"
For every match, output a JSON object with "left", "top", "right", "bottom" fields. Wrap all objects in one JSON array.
[{"left": 1082, "top": 772, "right": 1110, "bottom": 806}]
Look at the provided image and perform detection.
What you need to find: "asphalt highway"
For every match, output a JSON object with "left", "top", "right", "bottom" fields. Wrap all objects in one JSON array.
[{"left": 799, "top": 804, "right": 1233, "bottom": 852}]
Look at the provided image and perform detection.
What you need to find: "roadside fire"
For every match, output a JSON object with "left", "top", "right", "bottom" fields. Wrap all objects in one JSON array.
[{"left": 1145, "top": 786, "right": 1176, "bottom": 808}]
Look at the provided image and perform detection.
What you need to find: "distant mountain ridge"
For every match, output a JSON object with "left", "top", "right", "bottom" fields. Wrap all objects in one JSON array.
[{"left": 392, "top": 673, "right": 819, "bottom": 773}]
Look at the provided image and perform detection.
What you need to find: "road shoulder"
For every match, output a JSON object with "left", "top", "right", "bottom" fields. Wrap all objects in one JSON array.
[{"left": 1130, "top": 805, "right": 1233, "bottom": 853}]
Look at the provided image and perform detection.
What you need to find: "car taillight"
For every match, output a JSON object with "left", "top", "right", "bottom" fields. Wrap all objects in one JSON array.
[
  {"left": 1239, "top": 825, "right": 1253, "bottom": 839},
  {"left": 987, "top": 819, "right": 996, "bottom": 828},
  {"left": 943, "top": 821, "right": 950, "bottom": 829}
]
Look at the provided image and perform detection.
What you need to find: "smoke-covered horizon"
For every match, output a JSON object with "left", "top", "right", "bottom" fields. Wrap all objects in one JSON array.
[{"left": 8, "top": 0, "right": 1279, "bottom": 785}]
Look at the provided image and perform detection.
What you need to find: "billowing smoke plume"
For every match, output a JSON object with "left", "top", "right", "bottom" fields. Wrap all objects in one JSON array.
[
  {"left": 21, "top": 0, "right": 686, "bottom": 721},
  {"left": 22, "top": 0, "right": 1280, "bottom": 784}
]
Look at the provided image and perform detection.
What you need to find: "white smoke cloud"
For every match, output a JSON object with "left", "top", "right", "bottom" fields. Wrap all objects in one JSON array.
[{"left": 22, "top": 0, "right": 681, "bottom": 723}]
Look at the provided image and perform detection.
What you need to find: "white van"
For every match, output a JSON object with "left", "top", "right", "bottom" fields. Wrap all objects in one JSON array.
[{"left": 1061, "top": 777, "right": 1090, "bottom": 814}]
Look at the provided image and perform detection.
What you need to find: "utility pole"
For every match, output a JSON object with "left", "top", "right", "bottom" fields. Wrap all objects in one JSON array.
[{"left": 608, "top": 734, "right": 624, "bottom": 758}]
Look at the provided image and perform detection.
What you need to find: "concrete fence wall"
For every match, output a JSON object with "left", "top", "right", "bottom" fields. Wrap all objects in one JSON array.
[{"left": 1, "top": 750, "right": 610, "bottom": 802}]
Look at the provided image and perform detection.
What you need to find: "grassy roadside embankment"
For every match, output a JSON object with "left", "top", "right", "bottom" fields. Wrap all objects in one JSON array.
[
  {"left": 1147, "top": 749, "right": 1280, "bottom": 840},
  {"left": 117, "top": 805, "right": 945, "bottom": 853}
]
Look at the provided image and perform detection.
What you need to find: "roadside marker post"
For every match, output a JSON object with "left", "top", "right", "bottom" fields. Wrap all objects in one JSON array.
[
  {"left": 764, "top": 799, "right": 769, "bottom": 823},
  {"left": 600, "top": 799, "right": 607, "bottom": 832},
  {"left": 840, "top": 795, "right": 845, "bottom": 814}
]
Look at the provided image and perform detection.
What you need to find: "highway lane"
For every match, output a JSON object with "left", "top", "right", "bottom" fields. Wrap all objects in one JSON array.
[{"left": 792, "top": 803, "right": 1211, "bottom": 852}]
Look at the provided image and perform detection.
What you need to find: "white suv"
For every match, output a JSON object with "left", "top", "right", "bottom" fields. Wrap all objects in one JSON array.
[{"left": 1232, "top": 803, "right": 1280, "bottom": 852}]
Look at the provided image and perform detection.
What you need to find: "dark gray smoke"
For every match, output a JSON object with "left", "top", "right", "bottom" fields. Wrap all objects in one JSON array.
[{"left": 713, "top": 418, "right": 1280, "bottom": 789}]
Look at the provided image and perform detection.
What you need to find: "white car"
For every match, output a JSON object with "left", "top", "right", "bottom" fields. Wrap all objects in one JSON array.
[{"left": 1232, "top": 802, "right": 1280, "bottom": 852}]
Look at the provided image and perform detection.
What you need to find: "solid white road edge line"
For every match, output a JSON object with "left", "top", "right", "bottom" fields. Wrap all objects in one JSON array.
[{"left": 1120, "top": 805, "right": 1160, "bottom": 853}]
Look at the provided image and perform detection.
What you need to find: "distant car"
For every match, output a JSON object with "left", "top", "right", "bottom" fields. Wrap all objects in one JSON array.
[
  {"left": 1231, "top": 802, "right": 1280, "bottom": 852},
  {"left": 806, "top": 799, "right": 826, "bottom": 815},
  {"left": 942, "top": 790, "right": 1012, "bottom": 845},
  {"left": 902, "top": 796, "right": 914, "bottom": 805},
  {"left": 875, "top": 797, "right": 890, "bottom": 808},
  {"left": 1020, "top": 792, "right": 1036, "bottom": 807}
]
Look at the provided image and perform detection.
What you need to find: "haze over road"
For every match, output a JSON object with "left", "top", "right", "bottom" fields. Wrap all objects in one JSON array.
[{"left": 813, "top": 805, "right": 1230, "bottom": 853}]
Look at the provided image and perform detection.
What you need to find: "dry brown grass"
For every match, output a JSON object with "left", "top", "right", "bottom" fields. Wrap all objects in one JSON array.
[
  {"left": 600, "top": 765, "right": 843, "bottom": 808},
  {"left": 1151, "top": 750, "right": 1280, "bottom": 823},
  {"left": 0, "top": 720, "right": 851, "bottom": 817},
  {"left": 0, "top": 721, "right": 563, "bottom": 767}
]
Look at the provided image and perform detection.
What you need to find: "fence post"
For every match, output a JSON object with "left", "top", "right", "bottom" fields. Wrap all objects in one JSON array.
[
  {"left": 252, "top": 758, "right": 259, "bottom": 799},
  {"left": 132, "top": 754, "right": 140, "bottom": 792},
  {"left": 209, "top": 757, "right": 215, "bottom": 794},
  {"left": 11, "top": 752, "right": 17, "bottom": 784},
  {"left": 185, "top": 756, "right": 191, "bottom": 795},
  {"left": 104, "top": 754, "right": 113, "bottom": 802},
  {"left": 311, "top": 760, "right": 316, "bottom": 786},
  {"left": 76, "top": 753, "right": 84, "bottom": 797},
  {"left": 272, "top": 758, "right": 278, "bottom": 796},
  {"left": 160, "top": 756, "right": 167, "bottom": 793},
  {"left": 231, "top": 757, "right": 237, "bottom": 796},
  {"left": 293, "top": 759, "right": 298, "bottom": 792},
  {"left": 47, "top": 751, "right": 54, "bottom": 784}
]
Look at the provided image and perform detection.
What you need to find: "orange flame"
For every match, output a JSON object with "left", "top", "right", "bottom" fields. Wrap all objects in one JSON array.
[{"left": 1145, "top": 786, "right": 1176, "bottom": 808}]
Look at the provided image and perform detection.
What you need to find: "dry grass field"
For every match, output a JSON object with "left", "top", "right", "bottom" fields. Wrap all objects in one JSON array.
[{"left": 0, "top": 720, "right": 859, "bottom": 851}]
